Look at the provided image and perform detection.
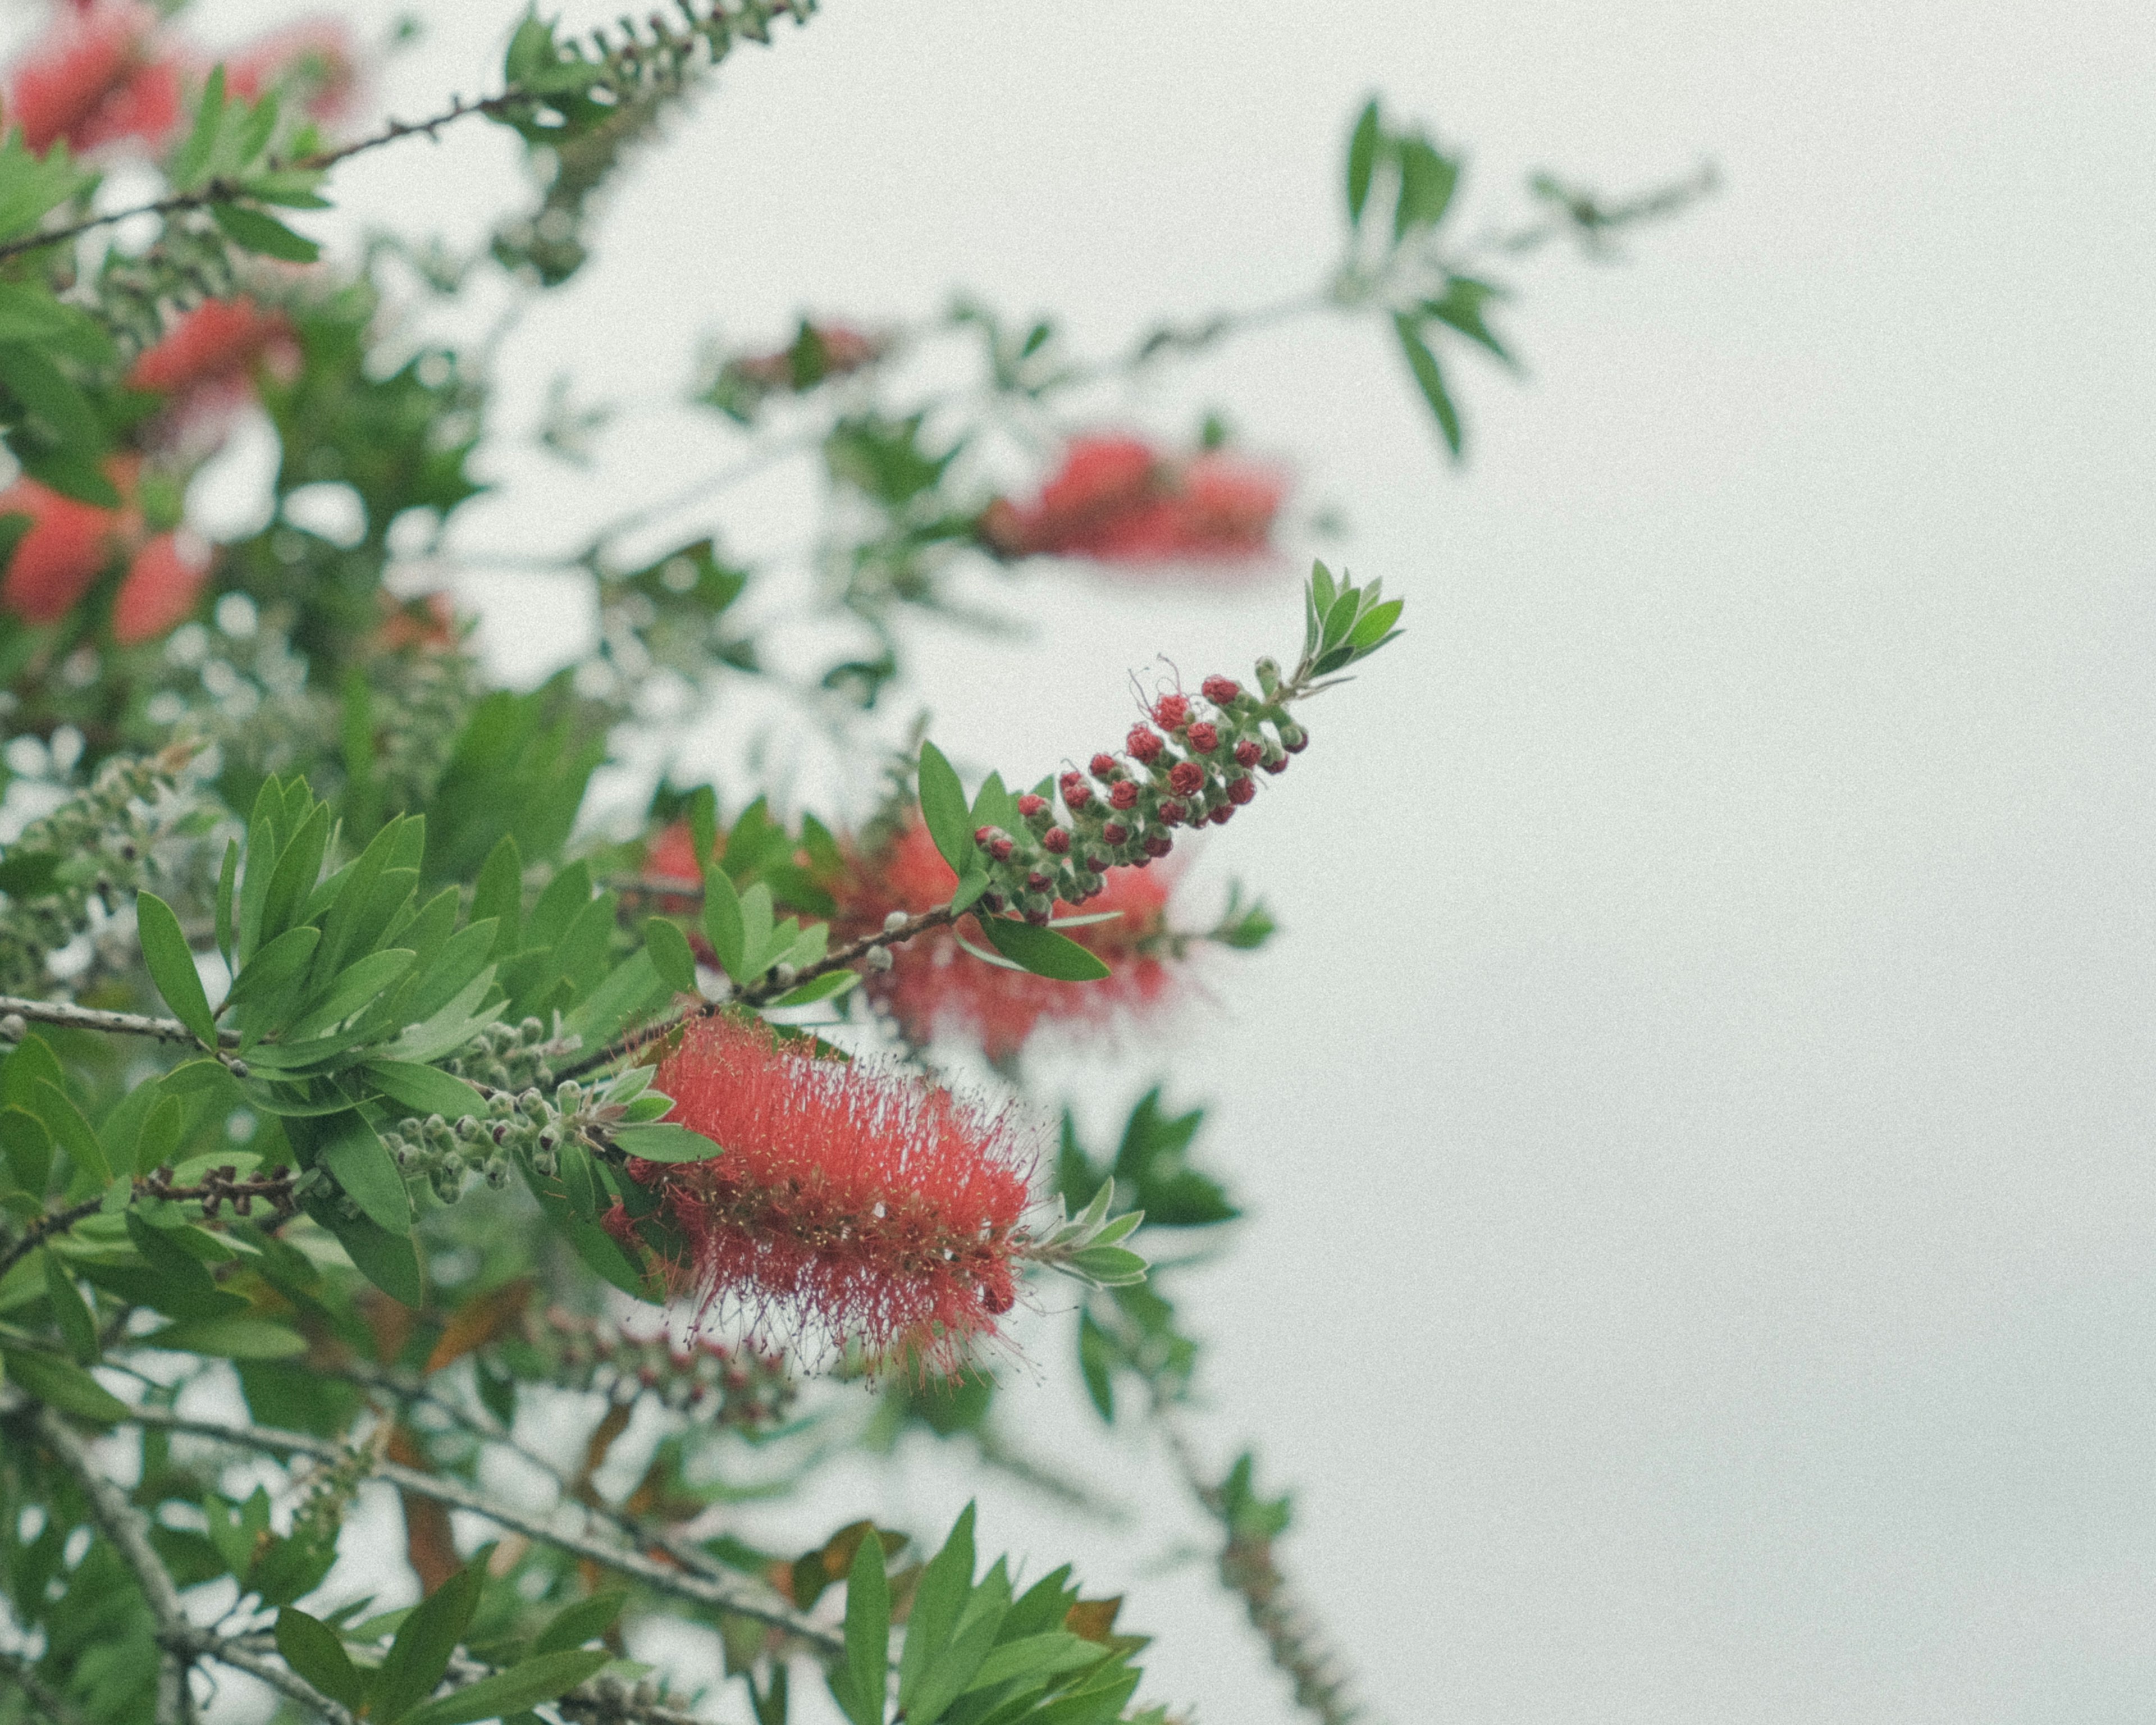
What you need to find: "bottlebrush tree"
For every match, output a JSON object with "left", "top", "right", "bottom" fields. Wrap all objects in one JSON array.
[{"left": 0, "top": 6, "right": 1706, "bottom": 1724}]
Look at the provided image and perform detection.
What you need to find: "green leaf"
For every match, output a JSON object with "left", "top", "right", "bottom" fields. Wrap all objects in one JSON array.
[
  {"left": 1319, "top": 586, "right": 1360, "bottom": 654},
  {"left": 31, "top": 1080, "right": 109, "bottom": 1189},
  {"left": 287, "top": 947, "right": 416, "bottom": 1038},
  {"left": 224, "top": 924, "right": 321, "bottom": 1009},
  {"left": 141, "top": 1316, "right": 307, "bottom": 1359},
  {"left": 611, "top": 1122, "right": 719, "bottom": 1165},
  {"left": 1, "top": 1347, "right": 127, "bottom": 1422},
  {"left": 0, "top": 284, "right": 85, "bottom": 345},
  {"left": 308, "top": 1111, "right": 409, "bottom": 1234},
  {"left": 0, "top": 342, "right": 106, "bottom": 454},
  {"left": 0, "top": 133, "right": 93, "bottom": 244},
  {"left": 170, "top": 64, "right": 226, "bottom": 191},
  {"left": 1424, "top": 273, "right": 1514, "bottom": 366},
  {"left": 1066, "top": 1245, "right": 1149, "bottom": 1286},
  {"left": 1309, "top": 559, "right": 1337, "bottom": 618},
  {"left": 214, "top": 838, "right": 239, "bottom": 971},
  {"left": 977, "top": 917, "right": 1110, "bottom": 982},
  {"left": 1393, "top": 313, "right": 1462, "bottom": 457},
  {"left": 832, "top": 1528, "right": 890, "bottom": 1725},
  {"left": 769, "top": 969, "right": 859, "bottom": 1008},
  {"left": 898, "top": 1505, "right": 976, "bottom": 1718},
  {"left": 917, "top": 740, "right": 974, "bottom": 875},
  {"left": 276, "top": 1607, "right": 368, "bottom": 1712},
  {"left": 377, "top": 1559, "right": 486, "bottom": 1724},
  {"left": 41, "top": 1249, "right": 98, "bottom": 1363},
  {"left": 366, "top": 1060, "right": 483, "bottom": 1121},
  {"left": 948, "top": 870, "right": 990, "bottom": 916},
  {"left": 532, "top": 1590, "right": 626, "bottom": 1655},
  {"left": 0, "top": 1108, "right": 52, "bottom": 1197},
  {"left": 383, "top": 968, "right": 503, "bottom": 1067},
  {"left": 1078, "top": 1309, "right": 1117, "bottom": 1421},
  {"left": 209, "top": 201, "right": 320, "bottom": 262},
  {"left": 317, "top": 1205, "right": 424, "bottom": 1307},
  {"left": 137, "top": 892, "right": 217, "bottom": 1047},
  {"left": 1392, "top": 133, "right": 1459, "bottom": 239},
  {"left": 701, "top": 864, "right": 745, "bottom": 980},
  {"left": 1346, "top": 98, "right": 1382, "bottom": 227},
  {"left": 645, "top": 917, "right": 697, "bottom": 992},
  {"left": 1349, "top": 598, "right": 1404, "bottom": 651},
  {"left": 962, "top": 1631, "right": 1104, "bottom": 1694},
  {"left": 471, "top": 835, "right": 524, "bottom": 957},
  {"left": 400, "top": 1650, "right": 614, "bottom": 1725}
]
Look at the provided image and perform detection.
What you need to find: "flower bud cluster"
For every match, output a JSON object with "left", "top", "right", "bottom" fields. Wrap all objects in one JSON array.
[
  {"left": 381, "top": 1066, "right": 663, "bottom": 1205},
  {"left": 442, "top": 1015, "right": 578, "bottom": 1092},
  {"left": 522, "top": 1305, "right": 794, "bottom": 1430},
  {"left": 967, "top": 665, "right": 1306, "bottom": 923}
]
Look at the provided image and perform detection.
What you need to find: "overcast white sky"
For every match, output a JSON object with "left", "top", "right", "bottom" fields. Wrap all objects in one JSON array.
[{"left": 135, "top": 0, "right": 2156, "bottom": 1718}]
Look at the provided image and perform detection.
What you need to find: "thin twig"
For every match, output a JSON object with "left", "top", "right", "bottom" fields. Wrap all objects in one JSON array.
[
  {"left": 0, "top": 994, "right": 216, "bottom": 1047},
  {"left": 0, "top": 1647, "right": 93, "bottom": 1725},
  {"left": 120, "top": 1404, "right": 843, "bottom": 1658}
]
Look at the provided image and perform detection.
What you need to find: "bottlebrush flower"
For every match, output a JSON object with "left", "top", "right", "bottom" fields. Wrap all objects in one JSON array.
[
  {"left": 839, "top": 820, "right": 1180, "bottom": 1062},
  {"left": 111, "top": 530, "right": 211, "bottom": 645},
  {"left": 225, "top": 18, "right": 360, "bottom": 123},
  {"left": 0, "top": 467, "right": 134, "bottom": 624},
  {"left": 127, "top": 295, "right": 299, "bottom": 407},
  {"left": 6, "top": 1, "right": 182, "bottom": 156},
  {"left": 976, "top": 432, "right": 1286, "bottom": 568},
  {"left": 644, "top": 819, "right": 705, "bottom": 886},
  {"left": 620, "top": 1015, "right": 1035, "bottom": 1372}
]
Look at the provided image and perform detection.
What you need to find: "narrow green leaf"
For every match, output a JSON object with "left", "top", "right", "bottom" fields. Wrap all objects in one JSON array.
[
  {"left": 1349, "top": 598, "right": 1404, "bottom": 651},
  {"left": 170, "top": 64, "right": 226, "bottom": 191},
  {"left": 225, "top": 925, "right": 321, "bottom": 1008},
  {"left": 1078, "top": 1309, "right": 1117, "bottom": 1421},
  {"left": 1392, "top": 133, "right": 1459, "bottom": 239},
  {"left": 471, "top": 834, "right": 524, "bottom": 958},
  {"left": 309, "top": 1111, "right": 409, "bottom": 1235},
  {"left": 977, "top": 917, "right": 1111, "bottom": 982},
  {"left": 917, "top": 740, "right": 974, "bottom": 875},
  {"left": 898, "top": 1505, "right": 976, "bottom": 1715},
  {"left": 287, "top": 947, "right": 416, "bottom": 1038},
  {"left": 42, "top": 1249, "right": 98, "bottom": 1363},
  {"left": 1393, "top": 313, "right": 1462, "bottom": 457},
  {"left": 32, "top": 1080, "right": 108, "bottom": 1188},
  {"left": 400, "top": 1649, "right": 613, "bottom": 1725},
  {"left": 645, "top": 916, "right": 697, "bottom": 992},
  {"left": 214, "top": 838, "right": 239, "bottom": 972},
  {"left": 1067, "top": 1245, "right": 1149, "bottom": 1286},
  {"left": 365, "top": 1060, "right": 483, "bottom": 1120},
  {"left": 836, "top": 1530, "right": 890, "bottom": 1725},
  {"left": 948, "top": 870, "right": 990, "bottom": 916},
  {"left": 1346, "top": 98, "right": 1382, "bottom": 227},
  {"left": 0, "top": 1108, "right": 52, "bottom": 1197},
  {"left": 1, "top": 1348, "right": 127, "bottom": 1422},
  {"left": 611, "top": 1122, "right": 720, "bottom": 1165},
  {"left": 210, "top": 201, "right": 320, "bottom": 262},
  {"left": 275, "top": 1608, "right": 368, "bottom": 1712},
  {"left": 141, "top": 1316, "right": 307, "bottom": 1359},
  {"left": 962, "top": 1631, "right": 1104, "bottom": 1694},
  {"left": 137, "top": 892, "right": 216, "bottom": 1047},
  {"left": 377, "top": 1559, "right": 485, "bottom": 1724},
  {"left": 701, "top": 864, "right": 745, "bottom": 980},
  {"left": 316, "top": 1205, "right": 424, "bottom": 1307},
  {"left": 769, "top": 969, "right": 858, "bottom": 1008},
  {"left": 532, "top": 1590, "right": 627, "bottom": 1655}
]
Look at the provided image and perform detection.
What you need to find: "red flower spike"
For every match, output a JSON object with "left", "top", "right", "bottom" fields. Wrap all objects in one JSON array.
[
  {"left": 0, "top": 474, "right": 126, "bottom": 624},
  {"left": 1203, "top": 674, "right": 1243, "bottom": 705},
  {"left": 979, "top": 433, "right": 1285, "bottom": 569},
  {"left": 1226, "top": 775, "right": 1257, "bottom": 806},
  {"left": 1152, "top": 693, "right": 1190, "bottom": 731},
  {"left": 224, "top": 18, "right": 360, "bottom": 122},
  {"left": 1186, "top": 722, "right": 1218, "bottom": 754},
  {"left": 7, "top": 2, "right": 182, "bottom": 156},
  {"left": 129, "top": 295, "right": 296, "bottom": 399},
  {"left": 1109, "top": 781, "right": 1140, "bottom": 811},
  {"left": 112, "top": 530, "right": 211, "bottom": 645},
  {"left": 627, "top": 1017, "right": 1035, "bottom": 1373},
  {"left": 1167, "top": 760, "right": 1206, "bottom": 797}
]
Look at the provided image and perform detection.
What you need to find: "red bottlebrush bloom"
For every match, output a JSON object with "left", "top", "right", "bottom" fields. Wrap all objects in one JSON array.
[
  {"left": 111, "top": 530, "right": 211, "bottom": 644},
  {"left": 7, "top": 2, "right": 182, "bottom": 156},
  {"left": 225, "top": 18, "right": 360, "bottom": 122},
  {"left": 0, "top": 476, "right": 123, "bottom": 624},
  {"left": 623, "top": 1015, "right": 1035, "bottom": 1372},
  {"left": 836, "top": 820, "right": 1181, "bottom": 1063},
  {"left": 644, "top": 820, "right": 705, "bottom": 886},
  {"left": 128, "top": 295, "right": 298, "bottom": 403},
  {"left": 975, "top": 432, "right": 1286, "bottom": 569}
]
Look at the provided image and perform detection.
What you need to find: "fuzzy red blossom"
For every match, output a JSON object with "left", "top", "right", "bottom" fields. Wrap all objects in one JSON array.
[
  {"left": 644, "top": 820, "right": 705, "bottom": 886},
  {"left": 7, "top": 2, "right": 181, "bottom": 155},
  {"left": 129, "top": 295, "right": 298, "bottom": 403},
  {"left": 112, "top": 530, "right": 211, "bottom": 644},
  {"left": 0, "top": 472, "right": 126, "bottom": 623},
  {"left": 623, "top": 1015, "right": 1034, "bottom": 1371},
  {"left": 1125, "top": 725, "right": 1163, "bottom": 764},
  {"left": 975, "top": 433, "right": 1286, "bottom": 568},
  {"left": 839, "top": 820, "right": 1181, "bottom": 1062},
  {"left": 1152, "top": 692, "right": 1190, "bottom": 731},
  {"left": 225, "top": 18, "right": 359, "bottom": 122}
]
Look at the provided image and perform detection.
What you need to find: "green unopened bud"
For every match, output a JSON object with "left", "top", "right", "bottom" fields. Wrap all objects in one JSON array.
[{"left": 1255, "top": 655, "right": 1282, "bottom": 697}]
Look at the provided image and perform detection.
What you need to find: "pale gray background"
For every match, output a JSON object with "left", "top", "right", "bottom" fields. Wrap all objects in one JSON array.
[{"left": 85, "top": 0, "right": 2156, "bottom": 1718}]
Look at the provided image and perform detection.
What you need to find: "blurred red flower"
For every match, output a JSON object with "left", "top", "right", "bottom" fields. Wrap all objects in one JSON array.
[
  {"left": 6, "top": 1, "right": 181, "bottom": 155},
  {"left": 225, "top": 18, "right": 359, "bottom": 122},
  {"left": 978, "top": 433, "right": 1286, "bottom": 567},
  {"left": 841, "top": 819, "right": 1179, "bottom": 1062},
  {"left": 0, "top": 466, "right": 134, "bottom": 624},
  {"left": 128, "top": 295, "right": 298, "bottom": 401},
  {"left": 111, "top": 529, "right": 210, "bottom": 645}
]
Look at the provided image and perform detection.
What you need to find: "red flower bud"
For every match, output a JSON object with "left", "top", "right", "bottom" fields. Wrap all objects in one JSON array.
[
  {"left": 1158, "top": 800, "right": 1188, "bottom": 826},
  {"left": 1025, "top": 904, "right": 1053, "bottom": 926},
  {"left": 1143, "top": 832, "right": 1175, "bottom": 858},
  {"left": 974, "top": 825, "right": 995, "bottom": 846},
  {"left": 1063, "top": 781, "right": 1093, "bottom": 811},
  {"left": 1280, "top": 722, "right": 1309, "bottom": 754},
  {"left": 1125, "top": 726, "right": 1164, "bottom": 764},
  {"left": 1018, "top": 793, "right": 1048, "bottom": 818},
  {"left": 1208, "top": 805, "right": 1235, "bottom": 825},
  {"left": 1227, "top": 775, "right": 1256, "bottom": 805},
  {"left": 1202, "top": 674, "right": 1241, "bottom": 705},
  {"left": 990, "top": 835, "right": 1015, "bottom": 861},
  {"left": 1027, "top": 871, "right": 1053, "bottom": 892},
  {"left": 1101, "top": 823, "right": 1129, "bottom": 846},
  {"left": 1189, "top": 722, "right": 1219, "bottom": 753},
  {"left": 1168, "top": 760, "right": 1205, "bottom": 797},
  {"left": 1091, "top": 751, "right": 1123, "bottom": 779},
  {"left": 1260, "top": 750, "right": 1289, "bottom": 775},
  {"left": 1109, "top": 780, "right": 1140, "bottom": 810},
  {"left": 1042, "top": 826, "right": 1071, "bottom": 854},
  {"left": 1234, "top": 739, "right": 1262, "bottom": 768},
  {"left": 1153, "top": 693, "right": 1190, "bottom": 730}
]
